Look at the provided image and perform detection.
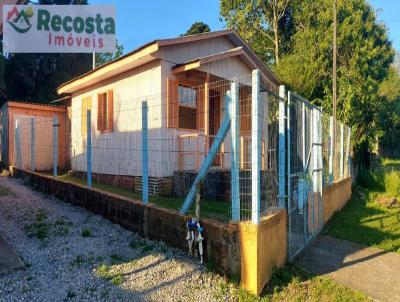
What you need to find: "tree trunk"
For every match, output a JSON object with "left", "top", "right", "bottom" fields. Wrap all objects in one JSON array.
[{"left": 273, "top": 13, "right": 279, "bottom": 64}]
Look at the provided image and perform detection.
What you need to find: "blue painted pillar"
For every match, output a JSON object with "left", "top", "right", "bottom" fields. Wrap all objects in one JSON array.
[
  {"left": 31, "top": 118, "right": 35, "bottom": 172},
  {"left": 346, "top": 126, "right": 351, "bottom": 178},
  {"left": 53, "top": 115, "right": 59, "bottom": 177},
  {"left": 251, "top": 70, "right": 261, "bottom": 224},
  {"left": 86, "top": 110, "right": 92, "bottom": 187},
  {"left": 142, "top": 101, "right": 149, "bottom": 204},
  {"left": 340, "top": 123, "right": 344, "bottom": 179},
  {"left": 230, "top": 82, "right": 240, "bottom": 221},
  {"left": 15, "top": 120, "right": 21, "bottom": 168},
  {"left": 278, "top": 85, "right": 286, "bottom": 209},
  {"left": 329, "top": 116, "right": 334, "bottom": 183}
]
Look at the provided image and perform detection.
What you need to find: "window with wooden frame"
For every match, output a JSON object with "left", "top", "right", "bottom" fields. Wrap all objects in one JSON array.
[
  {"left": 97, "top": 90, "right": 114, "bottom": 132},
  {"left": 178, "top": 82, "right": 197, "bottom": 129},
  {"left": 81, "top": 96, "right": 92, "bottom": 137}
]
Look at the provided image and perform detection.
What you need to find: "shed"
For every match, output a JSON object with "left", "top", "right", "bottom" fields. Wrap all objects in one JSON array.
[{"left": 0, "top": 101, "right": 68, "bottom": 171}]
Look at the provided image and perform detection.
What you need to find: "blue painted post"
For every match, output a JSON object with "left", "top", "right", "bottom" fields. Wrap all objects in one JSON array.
[
  {"left": 230, "top": 82, "right": 240, "bottom": 221},
  {"left": 86, "top": 110, "right": 92, "bottom": 187},
  {"left": 251, "top": 69, "right": 261, "bottom": 224},
  {"left": 302, "top": 102, "right": 306, "bottom": 171},
  {"left": 31, "top": 118, "right": 35, "bottom": 171},
  {"left": 142, "top": 101, "right": 149, "bottom": 204},
  {"left": 287, "top": 91, "right": 292, "bottom": 257},
  {"left": 340, "top": 123, "right": 344, "bottom": 179},
  {"left": 53, "top": 115, "right": 59, "bottom": 177},
  {"left": 346, "top": 126, "right": 351, "bottom": 178},
  {"left": 278, "top": 85, "right": 286, "bottom": 209},
  {"left": 329, "top": 116, "right": 334, "bottom": 183},
  {"left": 15, "top": 120, "right": 21, "bottom": 168}
]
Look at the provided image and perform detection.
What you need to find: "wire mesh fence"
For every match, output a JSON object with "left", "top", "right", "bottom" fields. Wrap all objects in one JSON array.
[
  {"left": 10, "top": 70, "right": 351, "bottom": 227},
  {"left": 286, "top": 91, "right": 351, "bottom": 260},
  {"left": 11, "top": 73, "right": 282, "bottom": 223}
]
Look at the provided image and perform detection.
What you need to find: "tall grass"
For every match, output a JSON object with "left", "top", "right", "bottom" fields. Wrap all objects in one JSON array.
[{"left": 357, "top": 158, "right": 400, "bottom": 198}]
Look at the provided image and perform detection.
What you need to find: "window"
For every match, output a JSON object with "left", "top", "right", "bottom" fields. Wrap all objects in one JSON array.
[
  {"left": 81, "top": 97, "right": 92, "bottom": 137},
  {"left": 178, "top": 83, "right": 197, "bottom": 129},
  {"left": 178, "top": 85, "right": 197, "bottom": 107},
  {"left": 97, "top": 90, "right": 114, "bottom": 132}
]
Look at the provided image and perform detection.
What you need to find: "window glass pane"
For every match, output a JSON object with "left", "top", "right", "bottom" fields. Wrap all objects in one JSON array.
[{"left": 178, "top": 85, "right": 197, "bottom": 107}]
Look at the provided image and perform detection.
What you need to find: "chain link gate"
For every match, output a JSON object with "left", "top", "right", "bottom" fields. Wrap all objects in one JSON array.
[{"left": 287, "top": 92, "right": 323, "bottom": 261}]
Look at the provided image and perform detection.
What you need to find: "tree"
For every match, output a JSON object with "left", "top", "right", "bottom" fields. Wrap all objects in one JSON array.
[
  {"left": 376, "top": 67, "right": 400, "bottom": 156},
  {"left": 275, "top": 0, "right": 394, "bottom": 166},
  {"left": 182, "top": 22, "right": 210, "bottom": 36},
  {"left": 95, "top": 41, "right": 124, "bottom": 68},
  {"left": 220, "top": 0, "right": 291, "bottom": 64}
]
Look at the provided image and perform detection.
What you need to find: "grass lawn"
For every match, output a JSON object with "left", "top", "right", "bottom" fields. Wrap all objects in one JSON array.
[
  {"left": 54, "top": 173, "right": 232, "bottom": 222},
  {"left": 327, "top": 158, "right": 400, "bottom": 254},
  {"left": 221, "top": 265, "right": 370, "bottom": 301}
]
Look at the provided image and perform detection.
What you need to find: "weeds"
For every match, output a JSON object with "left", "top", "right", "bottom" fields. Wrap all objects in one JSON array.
[
  {"left": 72, "top": 255, "right": 85, "bottom": 266},
  {"left": 0, "top": 185, "right": 15, "bottom": 197},
  {"left": 25, "top": 211, "right": 72, "bottom": 241},
  {"left": 110, "top": 254, "right": 124, "bottom": 264},
  {"left": 81, "top": 228, "right": 92, "bottom": 237},
  {"left": 25, "top": 211, "right": 50, "bottom": 240}
]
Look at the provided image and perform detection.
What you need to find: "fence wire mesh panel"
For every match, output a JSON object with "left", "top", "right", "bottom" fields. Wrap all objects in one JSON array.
[
  {"left": 287, "top": 92, "right": 323, "bottom": 261},
  {"left": 260, "top": 91, "right": 280, "bottom": 216},
  {"left": 11, "top": 72, "right": 282, "bottom": 224},
  {"left": 321, "top": 113, "right": 330, "bottom": 186}
]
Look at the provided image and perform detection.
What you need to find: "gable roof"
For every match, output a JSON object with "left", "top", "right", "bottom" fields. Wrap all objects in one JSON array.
[{"left": 58, "top": 29, "right": 281, "bottom": 94}]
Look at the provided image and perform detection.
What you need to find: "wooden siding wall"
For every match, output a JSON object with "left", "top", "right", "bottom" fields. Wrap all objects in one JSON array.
[
  {"left": 199, "top": 57, "right": 253, "bottom": 85},
  {"left": 156, "top": 36, "right": 234, "bottom": 64},
  {"left": 70, "top": 60, "right": 170, "bottom": 177}
]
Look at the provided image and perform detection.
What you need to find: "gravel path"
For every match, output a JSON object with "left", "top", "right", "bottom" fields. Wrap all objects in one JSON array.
[{"left": 0, "top": 176, "right": 237, "bottom": 302}]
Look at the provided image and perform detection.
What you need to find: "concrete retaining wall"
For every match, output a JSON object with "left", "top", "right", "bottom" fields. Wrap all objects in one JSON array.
[
  {"left": 322, "top": 177, "right": 352, "bottom": 223},
  {"left": 10, "top": 167, "right": 241, "bottom": 278}
]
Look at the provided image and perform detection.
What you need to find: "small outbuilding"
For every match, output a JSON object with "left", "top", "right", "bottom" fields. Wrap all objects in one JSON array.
[{"left": 0, "top": 101, "right": 69, "bottom": 171}]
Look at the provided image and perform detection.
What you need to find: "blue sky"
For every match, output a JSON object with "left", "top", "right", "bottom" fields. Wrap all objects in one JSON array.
[
  {"left": 91, "top": 0, "right": 225, "bottom": 52},
  {"left": 91, "top": 0, "right": 399, "bottom": 53},
  {"left": 370, "top": 0, "right": 400, "bottom": 51}
]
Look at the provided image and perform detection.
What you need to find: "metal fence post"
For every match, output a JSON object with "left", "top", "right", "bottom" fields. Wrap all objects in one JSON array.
[
  {"left": 311, "top": 109, "right": 319, "bottom": 230},
  {"left": 251, "top": 69, "right": 261, "bottom": 224},
  {"left": 31, "top": 118, "right": 35, "bottom": 172},
  {"left": 86, "top": 110, "right": 92, "bottom": 187},
  {"left": 53, "top": 115, "right": 59, "bottom": 177},
  {"left": 287, "top": 91, "right": 292, "bottom": 257},
  {"left": 347, "top": 126, "right": 351, "bottom": 178},
  {"left": 142, "top": 100, "right": 149, "bottom": 204},
  {"left": 340, "top": 122, "right": 344, "bottom": 179},
  {"left": 329, "top": 116, "right": 334, "bottom": 183},
  {"left": 15, "top": 119, "right": 21, "bottom": 168},
  {"left": 230, "top": 81, "right": 240, "bottom": 221},
  {"left": 278, "top": 85, "right": 286, "bottom": 209}
]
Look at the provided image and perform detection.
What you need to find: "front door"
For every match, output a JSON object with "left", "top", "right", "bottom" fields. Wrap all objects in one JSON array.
[{"left": 209, "top": 90, "right": 220, "bottom": 166}]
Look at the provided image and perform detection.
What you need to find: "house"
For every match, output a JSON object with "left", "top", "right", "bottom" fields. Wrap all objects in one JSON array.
[
  {"left": 0, "top": 101, "right": 69, "bottom": 171},
  {"left": 57, "top": 29, "right": 281, "bottom": 195}
]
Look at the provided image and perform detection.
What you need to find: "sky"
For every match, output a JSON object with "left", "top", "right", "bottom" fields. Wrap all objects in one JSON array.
[
  {"left": 91, "top": 0, "right": 225, "bottom": 53},
  {"left": 91, "top": 0, "right": 399, "bottom": 54},
  {"left": 369, "top": 0, "right": 400, "bottom": 51}
]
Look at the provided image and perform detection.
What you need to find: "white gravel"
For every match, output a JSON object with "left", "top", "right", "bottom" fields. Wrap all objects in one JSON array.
[{"left": 0, "top": 176, "right": 238, "bottom": 302}]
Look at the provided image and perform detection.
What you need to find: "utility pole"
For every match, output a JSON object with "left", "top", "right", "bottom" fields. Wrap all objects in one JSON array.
[{"left": 333, "top": 0, "right": 337, "bottom": 133}]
